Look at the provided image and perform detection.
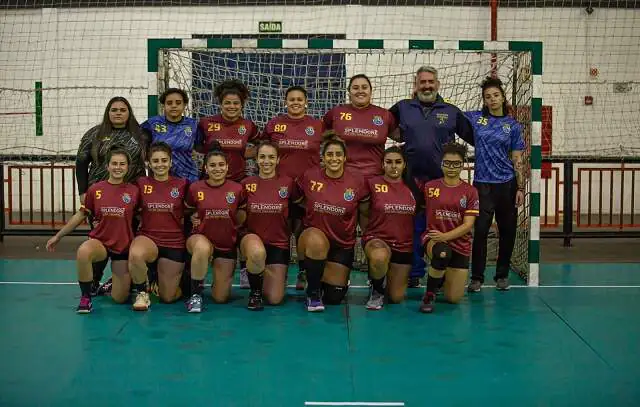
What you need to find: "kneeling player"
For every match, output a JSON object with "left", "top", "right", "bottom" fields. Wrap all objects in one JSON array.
[
  {"left": 46, "top": 148, "right": 140, "bottom": 313},
  {"left": 361, "top": 146, "right": 417, "bottom": 309},
  {"left": 240, "top": 141, "right": 295, "bottom": 310},
  {"left": 295, "top": 132, "right": 369, "bottom": 312},
  {"left": 420, "top": 142, "right": 479, "bottom": 313},
  {"left": 184, "top": 149, "right": 247, "bottom": 313},
  {"left": 128, "top": 142, "right": 188, "bottom": 310}
]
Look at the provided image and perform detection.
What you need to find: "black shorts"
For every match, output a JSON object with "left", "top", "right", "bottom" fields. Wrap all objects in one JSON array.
[
  {"left": 107, "top": 250, "right": 128, "bottom": 261},
  {"left": 327, "top": 244, "right": 355, "bottom": 269},
  {"left": 265, "top": 244, "right": 290, "bottom": 266},
  {"left": 213, "top": 247, "right": 237, "bottom": 261},
  {"left": 425, "top": 245, "right": 470, "bottom": 269},
  {"left": 390, "top": 250, "right": 413, "bottom": 265},
  {"left": 157, "top": 246, "right": 186, "bottom": 263}
]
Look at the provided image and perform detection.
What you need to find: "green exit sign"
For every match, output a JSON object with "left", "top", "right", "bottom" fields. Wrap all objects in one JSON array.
[{"left": 259, "top": 21, "right": 282, "bottom": 33}]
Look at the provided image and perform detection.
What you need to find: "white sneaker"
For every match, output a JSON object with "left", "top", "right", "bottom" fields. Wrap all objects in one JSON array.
[{"left": 132, "top": 291, "right": 150, "bottom": 311}]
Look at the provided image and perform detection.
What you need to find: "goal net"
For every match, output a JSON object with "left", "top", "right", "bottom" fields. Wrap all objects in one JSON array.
[{"left": 156, "top": 41, "right": 536, "bottom": 281}]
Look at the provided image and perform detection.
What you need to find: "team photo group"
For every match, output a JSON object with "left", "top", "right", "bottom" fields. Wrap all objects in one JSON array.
[{"left": 45, "top": 65, "right": 526, "bottom": 315}]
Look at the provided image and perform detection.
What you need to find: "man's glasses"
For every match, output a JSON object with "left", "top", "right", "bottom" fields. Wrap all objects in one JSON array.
[{"left": 442, "top": 160, "right": 464, "bottom": 169}]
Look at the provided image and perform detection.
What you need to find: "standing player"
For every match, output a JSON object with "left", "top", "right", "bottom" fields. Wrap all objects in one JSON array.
[
  {"left": 419, "top": 142, "right": 479, "bottom": 313},
  {"left": 466, "top": 77, "right": 526, "bottom": 292},
  {"left": 141, "top": 88, "right": 202, "bottom": 182},
  {"left": 127, "top": 142, "right": 189, "bottom": 311},
  {"left": 46, "top": 148, "right": 140, "bottom": 313},
  {"left": 361, "top": 146, "right": 418, "bottom": 309},
  {"left": 240, "top": 141, "right": 295, "bottom": 310},
  {"left": 184, "top": 149, "right": 247, "bottom": 313},
  {"left": 323, "top": 74, "right": 397, "bottom": 180},
  {"left": 198, "top": 79, "right": 260, "bottom": 181},
  {"left": 75, "top": 96, "right": 146, "bottom": 296},
  {"left": 294, "top": 132, "right": 369, "bottom": 312},
  {"left": 389, "top": 66, "right": 475, "bottom": 287},
  {"left": 263, "top": 85, "right": 324, "bottom": 290}
]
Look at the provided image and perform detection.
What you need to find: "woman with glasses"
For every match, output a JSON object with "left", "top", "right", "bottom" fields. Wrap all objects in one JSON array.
[{"left": 419, "top": 142, "right": 479, "bottom": 314}]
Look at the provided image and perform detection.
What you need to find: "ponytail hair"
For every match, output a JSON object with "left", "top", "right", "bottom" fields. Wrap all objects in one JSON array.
[
  {"left": 480, "top": 76, "right": 509, "bottom": 117},
  {"left": 320, "top": 130, "right": 347, "bottom": 157},
  {"left": 204, "top": 140, "right": 227, "bottom": 163}
]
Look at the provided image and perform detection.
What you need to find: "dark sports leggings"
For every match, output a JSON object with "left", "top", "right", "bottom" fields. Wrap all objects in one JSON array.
[
  {"left": 471, "top": 178, "right": 518, "bottom": 283},
  {"left": 90, "top": 215, "right": 140, "bottom": 285}
]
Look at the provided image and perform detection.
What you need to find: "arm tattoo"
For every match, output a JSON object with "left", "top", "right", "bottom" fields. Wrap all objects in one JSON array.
[{"left": 513, "top": 153, "right": 525, "bottom": 190}]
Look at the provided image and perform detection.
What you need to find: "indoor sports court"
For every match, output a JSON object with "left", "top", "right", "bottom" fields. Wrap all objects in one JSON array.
[
  {"left": 1, "top": 237, "right": 639, "bottom": 406},
  {"left": 2, "top": 0, "right": 640, "bottom": 406}
]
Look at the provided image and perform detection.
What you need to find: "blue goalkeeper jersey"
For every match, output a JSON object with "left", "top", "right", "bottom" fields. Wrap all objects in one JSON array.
[
  {"left": 141, "top": 116, "right": 202, "bottom": 182},
  {"left": 465, "top": 111, "right": 525, "bottom": 184}
]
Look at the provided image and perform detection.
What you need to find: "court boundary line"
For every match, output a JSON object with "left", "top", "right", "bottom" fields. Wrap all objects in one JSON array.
[
  {"left": 304, "top": 402, "right": 405, "bottom": 406},
  {"left": 0, "top": 281, "right": 639, "bottom": 288}
]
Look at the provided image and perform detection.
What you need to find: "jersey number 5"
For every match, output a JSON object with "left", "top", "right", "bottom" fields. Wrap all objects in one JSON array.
[
  {"left": 427, "top": 187, "right": 440, "bottom": 198},
  {"left": 95, "top": 190, "right": 102, "bottom": 199},
  {"left": 310, "top": 180, "right": 324, "bottom": 192}
]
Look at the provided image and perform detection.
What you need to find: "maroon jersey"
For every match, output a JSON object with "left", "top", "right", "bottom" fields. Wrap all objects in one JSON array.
[
  {"left": 83, "top": 181, "right": 140, "bottom": 254},
  {"left": 422, "top": 178, "right": 479, "bottom": 256},
  {"left": 186, "top": 180, "right": 246, "bottom": 252},
  {"left": 363, "top": 176, "right": 416, "bottom": 253},
  {"left": 295, "top": 167, "right": 369, "bottom": 248},
  {"left": 136, "top": 176, "right": 188, "bottom": 249},
  {"left": 198, "top": 115, "right": 259, "bottom": 181},
  {"left": 242, "top": 175, "right": 294, "bottom": 249},
  {"left": 323, "top": 104, "right": 397, "bottom": 179},
  {"left": 263, "top": 114, "right": 323, "bottom": 180}
]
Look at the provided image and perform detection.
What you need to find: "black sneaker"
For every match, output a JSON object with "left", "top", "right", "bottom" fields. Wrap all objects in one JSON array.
[
  {"left": 419, "top": 292, "right": 436, "bottom": 313},
  {"left": 247, "top": 291, "right": 264, "bottom": 311},
  {"left": 96, "top": 277, "right": 113, "bottom": 296}
]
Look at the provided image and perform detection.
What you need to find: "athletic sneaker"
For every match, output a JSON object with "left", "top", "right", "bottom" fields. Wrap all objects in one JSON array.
[
  {"left": 239, "top": 268, "right": 250, "bottom": 289},
  {"left": 295, "top": 271, "right": 306, "bottom": 291},
  {"left": 132, "top": 291, "right": 150, "bottom": 311},
  {"left": 467, "top": 280, "right": 482, "bottom": 293},
  {"left": 419, "top": 292, "right": 436, "bottom": 313},
  {"left": 306, "top": 295, "right": 325, "bottom": 312},
  {"left": 76, "top": 296, "right": 92, "bottom": 314},
  {"left": 247, "top": 292, "right": 264, "bottom": 311},
  {"left": 187, "top": 294, "right": 203, "bottom": 313},
  {"left": 365, "top": 289, "right": 384, "bottom": 311},
  {"left": 496, "top": 278, "right": 511, "bottom": 291},
  {"left": 96, "top": 278, "right": 113, "bottom": 296}
]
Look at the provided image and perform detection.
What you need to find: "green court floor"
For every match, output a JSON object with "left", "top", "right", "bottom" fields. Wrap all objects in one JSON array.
[{"left": 1, "top": 260, "right": 639, "bottom": 407}]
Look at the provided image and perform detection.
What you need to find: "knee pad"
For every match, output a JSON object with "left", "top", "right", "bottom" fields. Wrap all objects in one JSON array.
[
  {"left": 430, "top": 242, "right": 452, "bottom": 270},
  {"left": 322, "top": 283, "right": 348, "bottom": 305}
]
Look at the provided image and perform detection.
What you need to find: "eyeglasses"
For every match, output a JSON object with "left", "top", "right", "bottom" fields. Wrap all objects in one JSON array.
[{"left": 442, "top": 160, "right": 463, "bottom": 169}]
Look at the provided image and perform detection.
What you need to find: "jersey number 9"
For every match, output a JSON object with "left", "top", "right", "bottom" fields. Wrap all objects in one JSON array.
[{"left": 197, "top": 191, "right": 205, "bottom": 201}]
